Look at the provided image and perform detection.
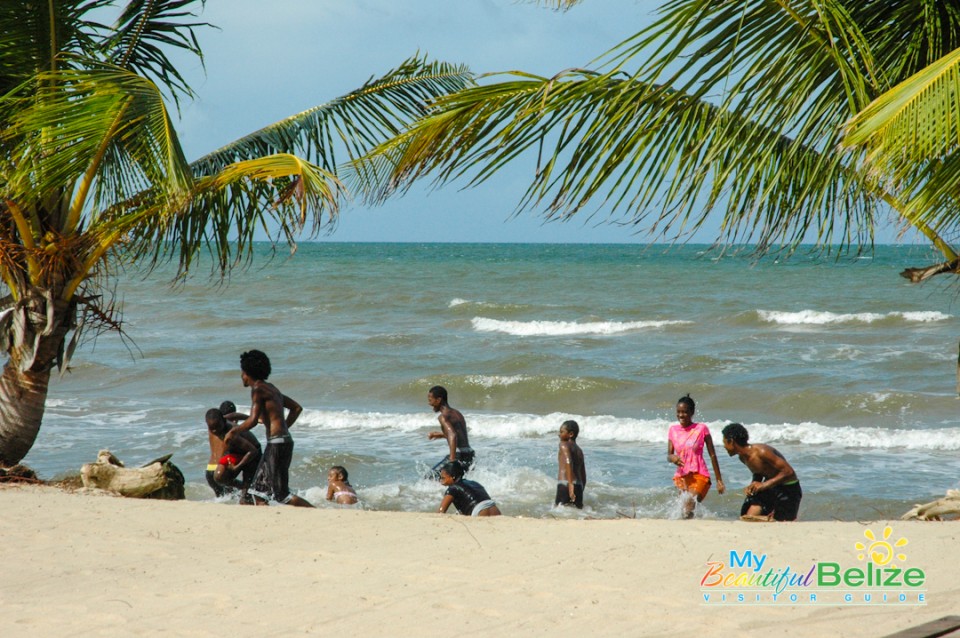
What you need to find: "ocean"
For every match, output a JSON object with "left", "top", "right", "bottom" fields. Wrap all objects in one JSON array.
[{"left": 26, "top": 242, "right": 960, "bottom": 520}]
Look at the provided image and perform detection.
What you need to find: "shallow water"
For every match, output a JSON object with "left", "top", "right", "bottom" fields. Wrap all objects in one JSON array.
[{"left": 27, "top": 242, "right": 960, "bottom": 520}]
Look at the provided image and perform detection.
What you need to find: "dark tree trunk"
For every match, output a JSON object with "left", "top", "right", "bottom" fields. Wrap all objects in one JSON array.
[
  {"left": 0, "top": 288, "right": 74, "bottom": 467},
  {"left": 0, "top": 364, "right": 50, "bottom": 467}
]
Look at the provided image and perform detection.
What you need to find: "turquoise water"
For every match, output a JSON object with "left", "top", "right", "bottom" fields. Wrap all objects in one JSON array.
[{"left": 27, "top": 242, "right": 960, "bottom": 520}]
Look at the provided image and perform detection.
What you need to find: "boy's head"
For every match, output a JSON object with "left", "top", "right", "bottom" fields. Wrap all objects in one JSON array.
[
  {"left": 328, "top": 465, "right": 348, "bottom": 482},
  {"left": 427, "top": 385, "right": 447, "bottom": 412},
  {"left": 438, "top": 461, "right": 464, "bottom": 485},
  {"left": 721, "top": 423, "right": 749, "bottom": 455},
  {"left": 219, "top": 400, "right": 236, "bottom": 415},
  {"left": 240, "top": 350, "right": 271, "bottom": 383},
  {"left": 560, "top": 420, "right": 579, "bottom": 439},
  {"left": 206, "top": 408, "right": 227, "bottom": 434}
]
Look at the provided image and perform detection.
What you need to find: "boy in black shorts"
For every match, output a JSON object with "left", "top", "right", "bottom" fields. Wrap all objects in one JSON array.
[{"left": 721, "top": 423, "right": 802, "bottom": 521}]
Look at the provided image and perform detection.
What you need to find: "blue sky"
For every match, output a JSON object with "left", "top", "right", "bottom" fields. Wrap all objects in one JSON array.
[{"left": 173, "top": 1, "right": 921, "bottom": 245}]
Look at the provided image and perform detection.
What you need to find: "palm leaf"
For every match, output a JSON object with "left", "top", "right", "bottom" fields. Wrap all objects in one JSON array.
[
  {"left": 843, "top": 47, "right": 960, "bottom": 167},
  {"left": 79, "top": 154, "right": 343, "bottom": 285},
  {"left": 191, "top": 55, "right": 473, "bottom": 179},
  {"left": 104, "top": 0, "right": 209, "bottom": 104},
  {"left": 367, "top": 0, "right": 960, "bottom": 254},
  {"left": 1, "top": 64, "right": 193, "bottom": 233},
  {"left": 0, "top": 0, "right": 111, "bottom": 93}
]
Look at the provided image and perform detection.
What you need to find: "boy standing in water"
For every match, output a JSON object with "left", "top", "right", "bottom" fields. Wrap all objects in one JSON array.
[
  {"left": 426, "top": 385, "right": 474, "bottom": 479},
  {"left": 227, "top": 350, "right": 313, "bottom": 507},
  {"left": 204, "top": 400, "right": 240, "bottom": 497},
  {"left": 206, "top": 408, "right": 262, "bottom": 502},
  {"left": 555, "top": 420, "right": 587, "bottom": 509},
  {"left": 721, "top": 423, "right": 802, "bottom": 521},
  {"left": 437, "top": 462, "right": 501, "bottom": 516}
]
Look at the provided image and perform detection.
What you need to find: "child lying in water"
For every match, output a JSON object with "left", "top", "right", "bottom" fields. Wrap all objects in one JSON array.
[
  {"left": 437, "top": 461, "right": 501, "bottom": 517},
  {"left": 325, "top": 465, "right": 358, "bottom": 505}
]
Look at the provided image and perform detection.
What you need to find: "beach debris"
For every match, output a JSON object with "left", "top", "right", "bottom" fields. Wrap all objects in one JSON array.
[
  {"left": 80, "top": 450, "right": 185, "bottom": 500},
  {"left": 901, "top": 490, "right": 960, "bottom": 521},
  {"left": 0, "top": 464, "right": 39, "bottom": 483}
]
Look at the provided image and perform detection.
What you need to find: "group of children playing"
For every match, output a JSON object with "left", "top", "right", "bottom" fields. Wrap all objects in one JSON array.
[{"left": 206, "top": 350, "right": 801, "bottom": 521}]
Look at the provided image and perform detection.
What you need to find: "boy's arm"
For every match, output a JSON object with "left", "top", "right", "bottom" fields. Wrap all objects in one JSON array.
[
  {"left": 580, "top": 447, "right": 587, "bottom": 486},
  {"left": 750, "top": 448, "right": 796, "bottom": 492},
  {"left": 222, "top": 411, "right": 249, "bottom": 425},
  {"left": 438, "top": 493, "right": 454, "bottom": 514},
  {"left": 283, "top": 394, "right": 302, "bottom": 427},
  {"left": 705, "top": 434, "right": 725, "bottom": 494},
  {"left": 559, "top": 442, "right": 576, "bottom": 500},
  {"left": 228, "top": 436, "right": 258, "bottom": 472},
  {"left": 231, "top": 390, "right": 262, "bottom": 437}
]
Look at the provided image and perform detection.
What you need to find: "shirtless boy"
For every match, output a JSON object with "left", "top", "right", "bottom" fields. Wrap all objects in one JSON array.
[
  {"left": 227, "top": 350, "right": 313, "bottom": 507},
  {"left": 205, "top": 400, "right": 241, "bottom": 497},
  {"left": 206, "top": 408, "right": 262, "bottom": 502},
  {"left": 555, "top": 420, "right": 587, "bottom": 509},
  {"left": 426, "top": 386, "right": 474, "bottom": 479},
  {"left": 721, "top": 423, "right": 802, "bottom": 521}
]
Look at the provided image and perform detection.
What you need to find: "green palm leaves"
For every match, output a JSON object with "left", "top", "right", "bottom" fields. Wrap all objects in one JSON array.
[
  {"left": 0, "top": 0, "right": 473, "bottom": 358},
  {"left": 843, "top": 46, "right": 960, "bottom": 258},
  {"left": 364, "top": 0, "right": 960, "bottom": 257},
  {"left": 0, "top": 1, "right": 474, "bottom": 298}
]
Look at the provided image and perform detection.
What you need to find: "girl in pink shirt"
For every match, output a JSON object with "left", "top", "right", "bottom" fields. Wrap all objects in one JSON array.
[{"left": 667, "top": 394, "right": 725, "bottom": 518}]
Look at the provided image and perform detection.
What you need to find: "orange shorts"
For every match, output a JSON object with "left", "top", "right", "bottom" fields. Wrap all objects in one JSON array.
[{"left": 674, "top": 472, "right": 711, "bottom": 501}]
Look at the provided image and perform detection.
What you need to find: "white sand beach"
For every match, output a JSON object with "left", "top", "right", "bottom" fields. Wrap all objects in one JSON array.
[{"left": 1, "top": 485, "right": 956, "bottom": 637}]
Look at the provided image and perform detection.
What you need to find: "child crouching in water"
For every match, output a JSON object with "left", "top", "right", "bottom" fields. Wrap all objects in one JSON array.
[
  {"left": 437, "top": 461, "right": 501, "bottom": 516},
  {"left": 325, "top": 466, "right": 358, "bottom": 505}
]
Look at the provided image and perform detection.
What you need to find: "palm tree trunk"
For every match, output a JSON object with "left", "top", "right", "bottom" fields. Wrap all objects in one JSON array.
[
  {"left": 0, "top": 363, "right": 50, "bottom": 467},
  {"left": 0, "top": 288, "right": 74, "bottom": 467}
]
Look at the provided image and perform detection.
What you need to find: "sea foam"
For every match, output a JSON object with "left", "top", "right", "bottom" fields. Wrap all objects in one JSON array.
[
  {"left": 471, "top": 317, "right": 690, "bottom": 336},
  {"left": 293, "top": 409, "right": 960, "bottom": 451},
  {"left": 758, "top": 309, "right": 951, "bottom": 325}
]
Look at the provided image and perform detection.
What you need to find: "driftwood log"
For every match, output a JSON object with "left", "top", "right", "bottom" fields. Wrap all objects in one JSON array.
[
  {"left": 901, "top": 489, "right": 960, "bottom": 521},
  {"left": 80, "top": 450, "right": 185, "bottom": 500}
]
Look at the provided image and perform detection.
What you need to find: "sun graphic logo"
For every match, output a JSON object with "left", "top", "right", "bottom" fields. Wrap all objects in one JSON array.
[{"left": 854, "top": 526, "right": 908, "bottom": 568}]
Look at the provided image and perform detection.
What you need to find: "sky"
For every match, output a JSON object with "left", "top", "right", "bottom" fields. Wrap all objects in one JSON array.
[{"left": 170, "top": 0, "right": 921, "bottom": 245}]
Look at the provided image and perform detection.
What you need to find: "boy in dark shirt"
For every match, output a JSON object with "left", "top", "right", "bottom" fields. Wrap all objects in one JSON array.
[{"left": 437, "top": 462, "right": 500, "bottom": 517}]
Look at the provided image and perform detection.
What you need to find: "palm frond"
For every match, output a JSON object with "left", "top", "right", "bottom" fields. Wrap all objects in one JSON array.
[
  {"left": 364, "top": 65, "right": 876, "bottom": 250},
  {"left": 90, "top": 154, "right": 344, "bottom": 279},
  {"left": 104, "top": 0, "right": 210, "bottom": 105},
  {"left": 1, "top": 64, "right": 193, "bottom": 234},
  {"left": 0, "top": 0, "right": 111, "bottom": 94},
  {"left": 191, "top": 55, "right": 473, "bottom": 178},
  {"left": 843, "top": 47, "right": 960, "bottom": 167}
]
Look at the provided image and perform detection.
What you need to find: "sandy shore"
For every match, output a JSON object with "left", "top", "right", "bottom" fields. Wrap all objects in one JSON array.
[{"left": 1, "top": 485, "right": 956, "bottom": 637}]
